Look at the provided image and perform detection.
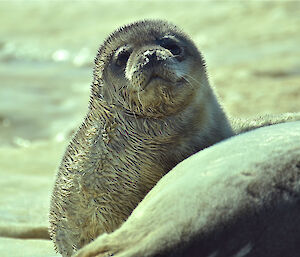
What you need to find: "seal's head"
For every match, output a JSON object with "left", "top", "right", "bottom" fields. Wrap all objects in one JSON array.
[{"left": 92, "top": 20, "right": 208, "bottom": 118}]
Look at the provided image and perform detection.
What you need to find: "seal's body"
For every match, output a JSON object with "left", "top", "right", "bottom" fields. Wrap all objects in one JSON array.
[{"left": 49, "top": 20, "right": 233, "bottom": 257}]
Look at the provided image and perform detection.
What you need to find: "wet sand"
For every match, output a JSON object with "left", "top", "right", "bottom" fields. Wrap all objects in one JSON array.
[{"left": 0, "top": 1, "right": 299, "bottom": 256}]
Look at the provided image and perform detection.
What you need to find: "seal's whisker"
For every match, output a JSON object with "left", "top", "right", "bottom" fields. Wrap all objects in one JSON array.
[
  {"left": 181, "top": 73, "right": 204, "bottom": 88},
  {"left": 137, "top": 90, "right": 143, "bottom": 107}
]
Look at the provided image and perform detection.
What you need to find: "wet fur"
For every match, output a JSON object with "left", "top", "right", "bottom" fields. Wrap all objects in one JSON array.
[{"left": 49, "top": 20, "right": 233, "bottom": 257}]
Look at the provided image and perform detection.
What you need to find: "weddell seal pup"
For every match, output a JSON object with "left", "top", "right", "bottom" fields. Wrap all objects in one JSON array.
[{"left": 49, "top": 19, "right": 234, "bottom": 256}]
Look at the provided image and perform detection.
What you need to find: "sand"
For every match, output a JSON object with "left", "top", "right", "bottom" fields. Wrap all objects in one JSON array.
[{"left": 0, "top": 1, "right": 299, "bottom": 256}]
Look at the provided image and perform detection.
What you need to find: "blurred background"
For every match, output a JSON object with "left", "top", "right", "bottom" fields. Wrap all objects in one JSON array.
[{"left": 0, "top": 1, "right": 299, "bottom": 256}]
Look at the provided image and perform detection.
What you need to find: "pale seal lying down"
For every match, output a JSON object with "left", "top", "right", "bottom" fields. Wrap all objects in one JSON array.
[{"left": 74, "top": 121, "right": 300, "bottom": 257}]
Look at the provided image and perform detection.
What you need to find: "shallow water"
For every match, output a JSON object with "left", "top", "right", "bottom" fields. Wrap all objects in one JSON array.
[
  {"left": 1, "top": 1, "right": 299, "bottom": 146},
  {"left": 1, "top": 1, "right": 299, "bottom": 147},
  {"left": 0, "top": 60, "right": 90, "bottom": 146}
]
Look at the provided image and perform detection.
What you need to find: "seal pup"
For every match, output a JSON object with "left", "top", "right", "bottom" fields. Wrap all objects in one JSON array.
[{"left": 49, "top": 19, "right": 234, "bottom": 257}]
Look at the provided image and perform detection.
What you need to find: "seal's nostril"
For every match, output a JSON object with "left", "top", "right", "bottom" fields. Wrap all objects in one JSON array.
[{"left": 144, "top": 50, "right": 157, "bottom": 63}]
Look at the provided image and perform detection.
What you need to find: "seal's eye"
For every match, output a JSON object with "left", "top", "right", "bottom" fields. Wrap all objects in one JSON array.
[
  {"left": 158, "top": 37, "right": 182, "bottom": 56},
  {"left": 115, "top": 50, "right": 130, "bottom": 67}
]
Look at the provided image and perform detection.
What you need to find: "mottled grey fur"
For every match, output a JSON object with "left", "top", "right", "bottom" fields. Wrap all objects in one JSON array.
[{"left": 49, "top": 20, "right": 233, "bottom": 257}]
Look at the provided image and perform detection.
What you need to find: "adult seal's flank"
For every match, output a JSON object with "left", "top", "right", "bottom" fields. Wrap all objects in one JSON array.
[{"left": 49, "top": 20, "right": 234, "bottom": 257}]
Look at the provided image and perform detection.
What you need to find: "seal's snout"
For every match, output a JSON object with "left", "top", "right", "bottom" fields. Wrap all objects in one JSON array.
[
  {"left": 127, "top": 47, "right": 181, "bottom": 90},
  {"left": 141, "top": 49, "right": 169, "bottom": 67}
]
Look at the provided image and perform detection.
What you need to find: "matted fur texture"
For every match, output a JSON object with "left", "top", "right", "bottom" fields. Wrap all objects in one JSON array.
[{"left": 49, "top": 19, "right": 233, "bottom": 257}]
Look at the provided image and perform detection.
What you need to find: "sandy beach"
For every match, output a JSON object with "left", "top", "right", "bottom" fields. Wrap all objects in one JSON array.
[{"left": 0, "top": 1, "right": 299, "bottom": 256}]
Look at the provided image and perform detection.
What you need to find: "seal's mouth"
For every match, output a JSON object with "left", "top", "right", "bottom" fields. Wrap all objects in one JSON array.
[
  {"left": 143, "top": 73, "right": 186, "bottom": 90},
  {"left": 141, "top": 75, "right": 186, "bottom": 90}
]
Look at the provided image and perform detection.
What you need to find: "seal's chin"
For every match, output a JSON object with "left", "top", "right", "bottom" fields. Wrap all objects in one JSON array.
[
  {"left": 125, "top": 62, "right": 193, "bottom": 117},
  {"left": 126, "top": 74, "right": 193, "bottom": 118}
]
